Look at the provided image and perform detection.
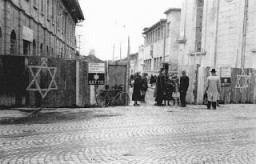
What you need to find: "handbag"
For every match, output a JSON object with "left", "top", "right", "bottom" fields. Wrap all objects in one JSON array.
[{"left": 172, "top": 92, "right": 180, "bottom": 98}]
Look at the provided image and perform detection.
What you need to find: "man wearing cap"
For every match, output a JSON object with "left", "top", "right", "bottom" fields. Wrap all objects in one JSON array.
[
  {"left": 179, "top": 71, "right": 189, "bottom": 107},
  {"left": 205, "top": 68, "right": 221, "bottom": 110}
]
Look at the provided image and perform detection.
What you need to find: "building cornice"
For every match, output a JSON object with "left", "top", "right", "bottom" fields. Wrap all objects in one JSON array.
[
  {"left": 164, "top": 8, "right": 181, "bottom": 14},
  {"left": 143, "top": 19, "right": 167, "bottom": 35},
  {"left": 61, "top": 0, "right": 85, "bottom": 23}
]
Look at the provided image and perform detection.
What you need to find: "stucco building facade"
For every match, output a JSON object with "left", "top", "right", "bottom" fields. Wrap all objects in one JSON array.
[
  {"left": 0, "top": 0, "right": 84, "bottom": 58},
  {"left": 178, "top": 0, "right": 256, "bottom": 69},
  {"left": 142, "top": 8, "right": 181, "bottom": 76}
]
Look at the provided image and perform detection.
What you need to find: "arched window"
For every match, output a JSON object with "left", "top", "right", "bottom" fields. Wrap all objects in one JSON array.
[
  {"left": 51, "top": 47, "right": 54, "bottom": 57},
  {"left": 33, "top": 40, "right": 36, "bottom": 55},
  {"left": 40, "top": 43, "right": 43, "bottom": 56},
  {"left": 195, "top": 0, "right": 204, "bottom": 52},
  {"left": 10, "top": 30, "right": 17, "bottom": 55},
  {"left": 0, "top": 27, "right": 2, "bottom": 54},
  {"left": 60, "top": 47, "right": 63, "bottom": 58},
  {"left": 46, "top": 46, "right": 49, "bottom": 56}
]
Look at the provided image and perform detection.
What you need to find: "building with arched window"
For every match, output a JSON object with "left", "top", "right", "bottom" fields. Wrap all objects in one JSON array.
[
  {"left": 178, "top": 0, "right": 256, "bottom": 69},
  {"left": 0, "top": 0, "right": 84, "bottom": 58}
]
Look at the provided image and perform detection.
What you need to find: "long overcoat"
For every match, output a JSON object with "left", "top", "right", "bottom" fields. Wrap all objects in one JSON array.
[{"left": 132, "top": 76, "right": 142, "bottom": 101}]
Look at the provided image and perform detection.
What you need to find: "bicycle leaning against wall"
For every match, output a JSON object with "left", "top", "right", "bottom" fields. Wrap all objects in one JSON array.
[{"left": 96, "top": 84, "right": 130, "bottom": 107}]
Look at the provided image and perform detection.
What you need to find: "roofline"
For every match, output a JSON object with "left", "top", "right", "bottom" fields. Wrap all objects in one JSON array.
[
  {"left": 164, "top": 8, "right": 181, "bottom": 14},
  {"left": 62, "top": 0, "right": 85, "bottom": 23},
  {"left": 143, "top": 19, "right": 167, "bottom": 35}
]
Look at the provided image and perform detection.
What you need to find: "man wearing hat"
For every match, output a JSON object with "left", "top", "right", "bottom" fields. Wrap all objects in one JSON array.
[{"left": 205, "top": 68, "right": 221, "bottom": 109}]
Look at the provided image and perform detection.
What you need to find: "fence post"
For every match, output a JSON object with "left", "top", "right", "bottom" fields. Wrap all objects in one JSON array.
[{"left": 76, "top": 60, "right": 80, "bottom": 106}]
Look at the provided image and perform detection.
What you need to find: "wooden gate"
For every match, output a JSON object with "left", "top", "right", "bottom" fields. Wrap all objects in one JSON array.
[{"left": 107, "top": 61, "right": 129, "bottom": 93}]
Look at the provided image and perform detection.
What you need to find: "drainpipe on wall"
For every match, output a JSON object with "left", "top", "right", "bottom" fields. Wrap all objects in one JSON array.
[
  {"left": 213, "top": 0, "right": 220, "bottom": 67},
  {"left": 241, "top": 0, "right": 249, "bottom": 69}
]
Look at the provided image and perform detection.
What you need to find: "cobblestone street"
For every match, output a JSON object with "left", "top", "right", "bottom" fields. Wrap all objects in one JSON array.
[{"left": 1, "top": 101, "right": 256, "bottom": 164}]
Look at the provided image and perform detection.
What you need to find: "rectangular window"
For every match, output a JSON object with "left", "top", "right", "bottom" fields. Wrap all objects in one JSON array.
[
  {"left": 167, "top": 22, "right": 170, "bottom": 37},
  {"left": 52, "top": 0, "right": 55, "bottom": 19},
  {"left": 41, "top": 0, "right": 44, "bottom": 13},
  {"left": 195, "top": 0, "right": 204, "bottom": 52},
  {"left": 47, "top": 0, "right": 50, "bottom": 18},
  {"left": 62, "top": 15, "right": 65, "bottom": 33}
]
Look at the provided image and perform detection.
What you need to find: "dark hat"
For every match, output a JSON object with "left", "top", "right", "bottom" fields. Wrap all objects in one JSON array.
[{"left": 210, "top": 68, "right": 216, "bottom": 73}]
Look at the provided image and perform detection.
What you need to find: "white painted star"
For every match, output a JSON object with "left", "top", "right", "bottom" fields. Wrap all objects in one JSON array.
[
  {"left": 26, "top": 58, "right": 58, "bottom": 99},
  {"left": 235, "top": 69, "right": 251, "bottom": 92}
]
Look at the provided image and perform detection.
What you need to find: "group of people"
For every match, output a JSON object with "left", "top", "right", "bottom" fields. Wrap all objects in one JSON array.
[
  {"left": 131, "top": 67, "right": 221, "bottom": 110},
  {"left": 131, "top": 73, "right": 149, "bottom": 106},
  {"left": 154, "top": 68, "right": 189, "bottom": 107},
  {"left": 131, "top": 68, "right": 190, "bottom": 107}
]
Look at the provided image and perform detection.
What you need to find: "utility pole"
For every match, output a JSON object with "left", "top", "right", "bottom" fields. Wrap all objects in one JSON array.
[
  {"left": 120, "top": 42, "right": 122, "bottom": 60},
  {"left": 112, "top": 43, "right": 115, "bottom": 61}
]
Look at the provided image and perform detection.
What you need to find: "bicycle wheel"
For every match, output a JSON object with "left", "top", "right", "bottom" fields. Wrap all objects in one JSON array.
[
  {"left": 111, "top": 93, "right": 121, "bottom": 106},
  {"left": 120, "top": 92, "right": 130, "bottom": 106},
  {"left": 96, "top": 93, "right": 105, "bottom": 107},
  {"left": 104, "top": 90, "right": 112, "bottom": 106}
]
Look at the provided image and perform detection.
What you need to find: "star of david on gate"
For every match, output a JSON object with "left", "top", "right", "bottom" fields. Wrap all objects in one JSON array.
[
  {"left": 235, "top": 69, "right": 251, "bottom": 92},
  {"left": 26, "top": 58, "right": 58, "bottom": 99}
]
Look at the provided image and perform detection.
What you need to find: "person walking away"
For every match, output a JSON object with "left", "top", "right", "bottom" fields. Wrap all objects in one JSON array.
[
  {"left": 179, "top": 71, "right": 189, "bottom": 107},
  {"left": 132, "top": 72, "right": 142, "bottom": 106},
  {"left": 155, "top": 68, "right": 166, "bottom": 106},
  {"left": 164, "top": 75, "right": 174, "bottom": 106},
  {"left": 205, "top": 68, "right": 221, "bottom": 110},
  {"left": 140, "top": 73, "right": 148, "bottom": 103}
]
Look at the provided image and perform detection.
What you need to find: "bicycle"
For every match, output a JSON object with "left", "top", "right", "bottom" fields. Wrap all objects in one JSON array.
[{"left": 96, "top": 84, "right": 130, "bottom": 107}]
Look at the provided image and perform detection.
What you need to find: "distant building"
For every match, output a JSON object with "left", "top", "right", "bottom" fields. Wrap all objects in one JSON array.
[
  {"left": 137, "top": 45, "right": 144, "bottom": 73},
  {"left": 0, "top": 0, "right": 84, "bottom": 59},
  {"left": 178, "top": 0, "right": 256, "bottom": 69},
  {"left": 142, "top": 8, "right": 181, "bottom": 75}
]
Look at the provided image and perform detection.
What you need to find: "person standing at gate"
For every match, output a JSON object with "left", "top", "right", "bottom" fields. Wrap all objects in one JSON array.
[
  {"left": 132, "top": 72, "right": 142, "bottom": 106},
  {"left": 154, "top": 68, "right": 166, "bottom": 106},
  {"left": 205, "top": 68, "right": 221, "bottom": 110},
  {"left": 179, "top": 71, "right": 189, "bottom": 107}
]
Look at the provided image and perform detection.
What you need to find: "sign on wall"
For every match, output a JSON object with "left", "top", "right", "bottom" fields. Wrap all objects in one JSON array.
[
  {"left": 88, "top": 63, "right": 105, "bottom": 85},
  {"left": 23, "top": 26, "right": 33, "bottom": 42},
  {"left": 220, "top": 67, "right": 231, "bottom": 87}
]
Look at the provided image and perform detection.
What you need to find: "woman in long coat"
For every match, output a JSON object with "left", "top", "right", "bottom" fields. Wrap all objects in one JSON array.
[{"left": 132, "top": 72, "right": 142, "bottom": 106}]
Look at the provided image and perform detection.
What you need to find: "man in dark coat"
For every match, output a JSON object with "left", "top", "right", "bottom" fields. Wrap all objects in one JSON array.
[
  {"left": 132, "top": 72, "right": 142, "bottom": 106},
  {"left": 179, "top": 71, "right": 189, "bottom": 107},
  {"left": 155, "top": 68, "right": 166, "bottom": 106}
]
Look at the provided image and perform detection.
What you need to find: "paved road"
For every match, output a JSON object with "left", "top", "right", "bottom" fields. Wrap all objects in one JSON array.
[{"left": 0, "top": 89, "right": 256, "bottom": 163}]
